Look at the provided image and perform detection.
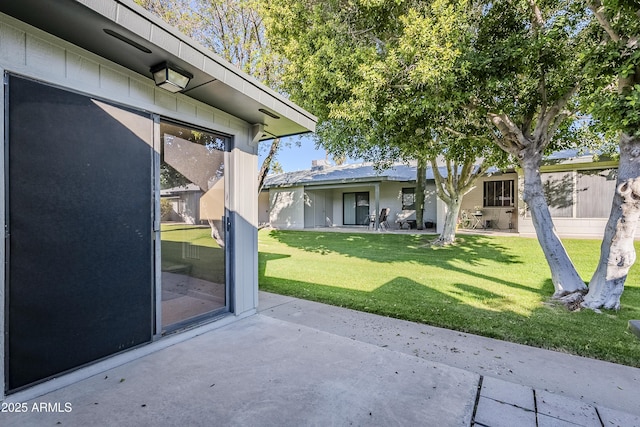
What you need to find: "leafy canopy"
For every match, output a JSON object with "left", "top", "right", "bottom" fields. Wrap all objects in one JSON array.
[{"left": 262, "top": 0, "right": 505, "bottom": 167}]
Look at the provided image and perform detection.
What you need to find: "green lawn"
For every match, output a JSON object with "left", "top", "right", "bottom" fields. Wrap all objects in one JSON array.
[
  {"left": 161, "top": 223, "right": 224, "bottom": 282},
  {"left": 258, "top": 229, "right": 640, "bottom": 367}
]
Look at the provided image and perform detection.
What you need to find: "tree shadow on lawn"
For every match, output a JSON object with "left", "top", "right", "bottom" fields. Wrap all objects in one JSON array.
[
  {"left": 257, "top": 264, "right": 640, "bottom": 366},
  {"left": 265, "top": 230, "right": 531, "bottom": 296},
  {"left": 259, "top": 270, "right": 527, "bottom": 337},
  {"left": 266, "top": 230, "right": 522, "bottom": 268}
]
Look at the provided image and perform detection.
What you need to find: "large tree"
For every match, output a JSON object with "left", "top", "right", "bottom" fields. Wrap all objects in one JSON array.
[
  {"left": 264, "top": 0, "right": 634, "bottom": 304},
  {"left": 468, "top": 1, "right": 640, "bottom": 307},
  {"left": 580, "top": 0, "right": 640, "bottom": 309},
  {"left": 466, "top": 0, "right": 593, "bottom": 297},
  {"left": 262, "top": 0, "right": 506, "bottom": 243}
]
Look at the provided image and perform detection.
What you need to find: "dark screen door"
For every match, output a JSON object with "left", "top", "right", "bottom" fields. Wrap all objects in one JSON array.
[{"left": 5, "top": 75, "right": 153, "bottom": 392}]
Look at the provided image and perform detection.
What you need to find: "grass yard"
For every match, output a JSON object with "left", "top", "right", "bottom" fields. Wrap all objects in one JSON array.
[
  {"left": 258, "top": 229, "right": 640, "bottom": 367},
  {"left": 161, "top": 223, "right": 224, "bottom": 282}
]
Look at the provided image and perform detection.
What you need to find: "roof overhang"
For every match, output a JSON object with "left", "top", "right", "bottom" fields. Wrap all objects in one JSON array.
[{"left": 0, "top": 0, "right": 317, "bottom": 141}]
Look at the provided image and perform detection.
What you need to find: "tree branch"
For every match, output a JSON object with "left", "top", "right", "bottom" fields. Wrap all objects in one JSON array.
[
  {"left": 527, "top": 0, "right": 545, "bottom": 30},
  {"left": 430, "top": 157, "right": 452, "bottom": 204},
  {"left": 533, "top": 83, "right": 578, "bottom": 147},
  {"left": 258, "top": 137, "right": 280, "bottom": 193},
  {"left": 487, "top": 113, "right": 528, "bottom": 151},
  {"left": 445, "top": 158, "right": 457, "bottom": 197},
  {"left": 587, "top": 0, "right": 621, "bottom": 43},
  {"left": 487, "top": 124, "right": 514, "bottom": 154},
  {"left": 460, "top": 158, "right": 484, "bottom": 195}
]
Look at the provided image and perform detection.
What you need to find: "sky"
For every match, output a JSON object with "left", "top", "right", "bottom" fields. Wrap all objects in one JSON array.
[{"left": 257, "top": 134, "right": 333, "bottom": 173}]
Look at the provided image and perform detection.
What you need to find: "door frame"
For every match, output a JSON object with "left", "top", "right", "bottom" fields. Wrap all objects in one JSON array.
[
  {"left": 343, "top": 191, "right": 370, "bottom": 226},
  {"left": 153, "top": 118, "right": 231, "bottom": 337}
]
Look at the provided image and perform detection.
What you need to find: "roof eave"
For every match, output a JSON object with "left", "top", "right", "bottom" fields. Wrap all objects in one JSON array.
[{"left": 0, "top": 0, "right": 316, "bottom": 139}]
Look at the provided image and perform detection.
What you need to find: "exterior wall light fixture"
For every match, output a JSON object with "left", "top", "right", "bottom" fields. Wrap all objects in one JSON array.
[{"left": 150, "top": 61, "right": 193, "bottom": 93}]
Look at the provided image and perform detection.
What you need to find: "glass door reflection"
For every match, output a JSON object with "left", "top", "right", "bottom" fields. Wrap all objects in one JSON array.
[{"left": 159, "top": 121, "right": 227, "bottom": 332}]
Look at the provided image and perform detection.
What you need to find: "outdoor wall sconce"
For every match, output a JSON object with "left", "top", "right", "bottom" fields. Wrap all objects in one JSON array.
[{"left": 150, "top": 61, "right": 193, "bottom": 93}]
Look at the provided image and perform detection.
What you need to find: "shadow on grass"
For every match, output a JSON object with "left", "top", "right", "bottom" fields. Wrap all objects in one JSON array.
[
  {"left": 258, "top": 256, "right": 640, "bottom": 367},
  {"left": 266, "top": 230, "right": 522, "bottom": 267},
  {"left": 446, "top": 264, "right": 552, "bottom": 295},
  {"left": 266, "top": 230, "right": 530, "bottom": 294},
  {"left": 259, "top": 230, "right": 640, "bottom": 366},
  {"left": 259, "top": 268, "right": 523, "bottom": 338}
]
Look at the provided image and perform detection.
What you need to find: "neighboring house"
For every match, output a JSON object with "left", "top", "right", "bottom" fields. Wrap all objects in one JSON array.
[
  {"left": 162, "top": 184, "right": 204, "bottom": 224},
  {"left": 0, "top": 1, "right": 315, "bottom": 398},
  {"left": 261, "top": 160, "right": 440, "bottom": 230},
  {"left": 261, "top": 152, "right": 623, "bottom": 238}
]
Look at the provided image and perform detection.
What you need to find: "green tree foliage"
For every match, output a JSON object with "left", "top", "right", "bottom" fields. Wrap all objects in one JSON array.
[
  {"left": 582, "top": 0, "right": 640, "bottom": 139},
  {"left": 262, "top": 0, "right": 507, "bottom": 239},
  {"left": 464, "top": 1, "right": 592, "bottom": 295},
  {"left": 268, "top": 160, "right": 284, "bottom": 175}
]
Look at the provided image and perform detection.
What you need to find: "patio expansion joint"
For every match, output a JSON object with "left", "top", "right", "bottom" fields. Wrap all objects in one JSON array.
[{"left": 471, "top": 375, "right": 483, "bottom": 425}]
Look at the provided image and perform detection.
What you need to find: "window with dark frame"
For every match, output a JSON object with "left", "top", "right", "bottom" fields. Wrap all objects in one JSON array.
[
  {"left": 402, "top": 187, "right": 416, "bottom": 210},
  {"left": 483, "top": 180, "right": 514, "bottom": 207}
]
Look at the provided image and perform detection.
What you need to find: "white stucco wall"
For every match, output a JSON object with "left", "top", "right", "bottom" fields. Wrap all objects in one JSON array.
[
  {"left": 456, "top": 168, "right": 640, "bottom": 238},
  {"left": 514, "top": 169, "right": 640, "bottom": 239},
  {"left": 378, "top": 181, "right": 438, "bottom": 229},
  {"left": 287, "top": 181, "right": 439, "bottom": 229},
  {"left": 269, "top": 187, "right": 305, "bottom": 229},
  {"left": 258, "top": 191, "right": 270, "bottom": 225}
]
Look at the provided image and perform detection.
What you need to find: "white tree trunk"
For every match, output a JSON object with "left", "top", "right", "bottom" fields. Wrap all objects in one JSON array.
[
  {"left": 437, "top": 197, "right": 462, "bottom": 245},
  {"left": 583, "top": 134, "right": 640, "bottom": 310},
  {"left": 208, "top": 218, "right": 225, "bottom": 248},
  {"left": 429, "top": 156, "right": 482, "bottom": 245},
  {"left": 416, "top": 157, "right": 427, "bottom": 230},
  {"left": 521, "top": 156, "right": 587, "bottom": 296}
]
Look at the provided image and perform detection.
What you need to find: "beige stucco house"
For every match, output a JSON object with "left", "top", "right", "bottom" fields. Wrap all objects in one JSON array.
[{"left": 261, "top": 153, "right": 622, "bottom": 239}]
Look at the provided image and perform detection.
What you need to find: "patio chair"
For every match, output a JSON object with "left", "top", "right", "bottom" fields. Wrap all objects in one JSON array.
[
  {"left": 395, "top": 209, "right": 415, "bottom": 229},
  {"left": 459, "top": 210, "right": 471, "bottom": 229}
]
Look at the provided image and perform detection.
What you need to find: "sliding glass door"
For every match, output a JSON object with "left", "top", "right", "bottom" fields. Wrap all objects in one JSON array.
[
  {"left": 159, "top": 121, "right": 228, "bottom": 332},
  {"left": 4, "top": 76, "right": 231, "bottom": 392},
  {"left": 6, "top": 75, "right": 153, "bottom": 392},
  {"left": 343, "top": 192, "right": 370, "bottom": 225}
]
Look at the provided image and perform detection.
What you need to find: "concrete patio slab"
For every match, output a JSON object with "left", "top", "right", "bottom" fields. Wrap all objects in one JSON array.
[
  {"left": 480, "top": 376, "right": 535, "bottom": 411},
  {"left": 0, "top": 315, "right": 478, "bottom": 427},
  {"left": 535, "top": 390, "right": 601, "bottom": 427},
  {"left": 258, "top": 292, "right": 640, "bottom": 416},
  {"left": 598, "top": 406, "right": 640, "bottom": 427},
  {"left": 2, "top": 292, "right": 639, "bottom": 426},
  {"left": 537, "top": 413, "right": 589, "bottom": 427},
  {"left": 473, "top": 396, "right": 537, "bottom": 427}
]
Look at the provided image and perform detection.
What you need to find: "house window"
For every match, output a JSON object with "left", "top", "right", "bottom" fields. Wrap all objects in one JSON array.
[
  {"left": 483, "top": 180, "right": 514, "bottom": 207},
  {"left": 402, "top": 187, "right": 416, "bottom": 210}
]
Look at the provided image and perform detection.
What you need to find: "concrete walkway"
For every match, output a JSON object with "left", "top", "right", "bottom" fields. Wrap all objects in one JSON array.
[
  {"left": 259, "top": 293, "right": 640, "bottom": 426},
  {"left": 1, "top": 292, "right": 639, "bottom": 426}
]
